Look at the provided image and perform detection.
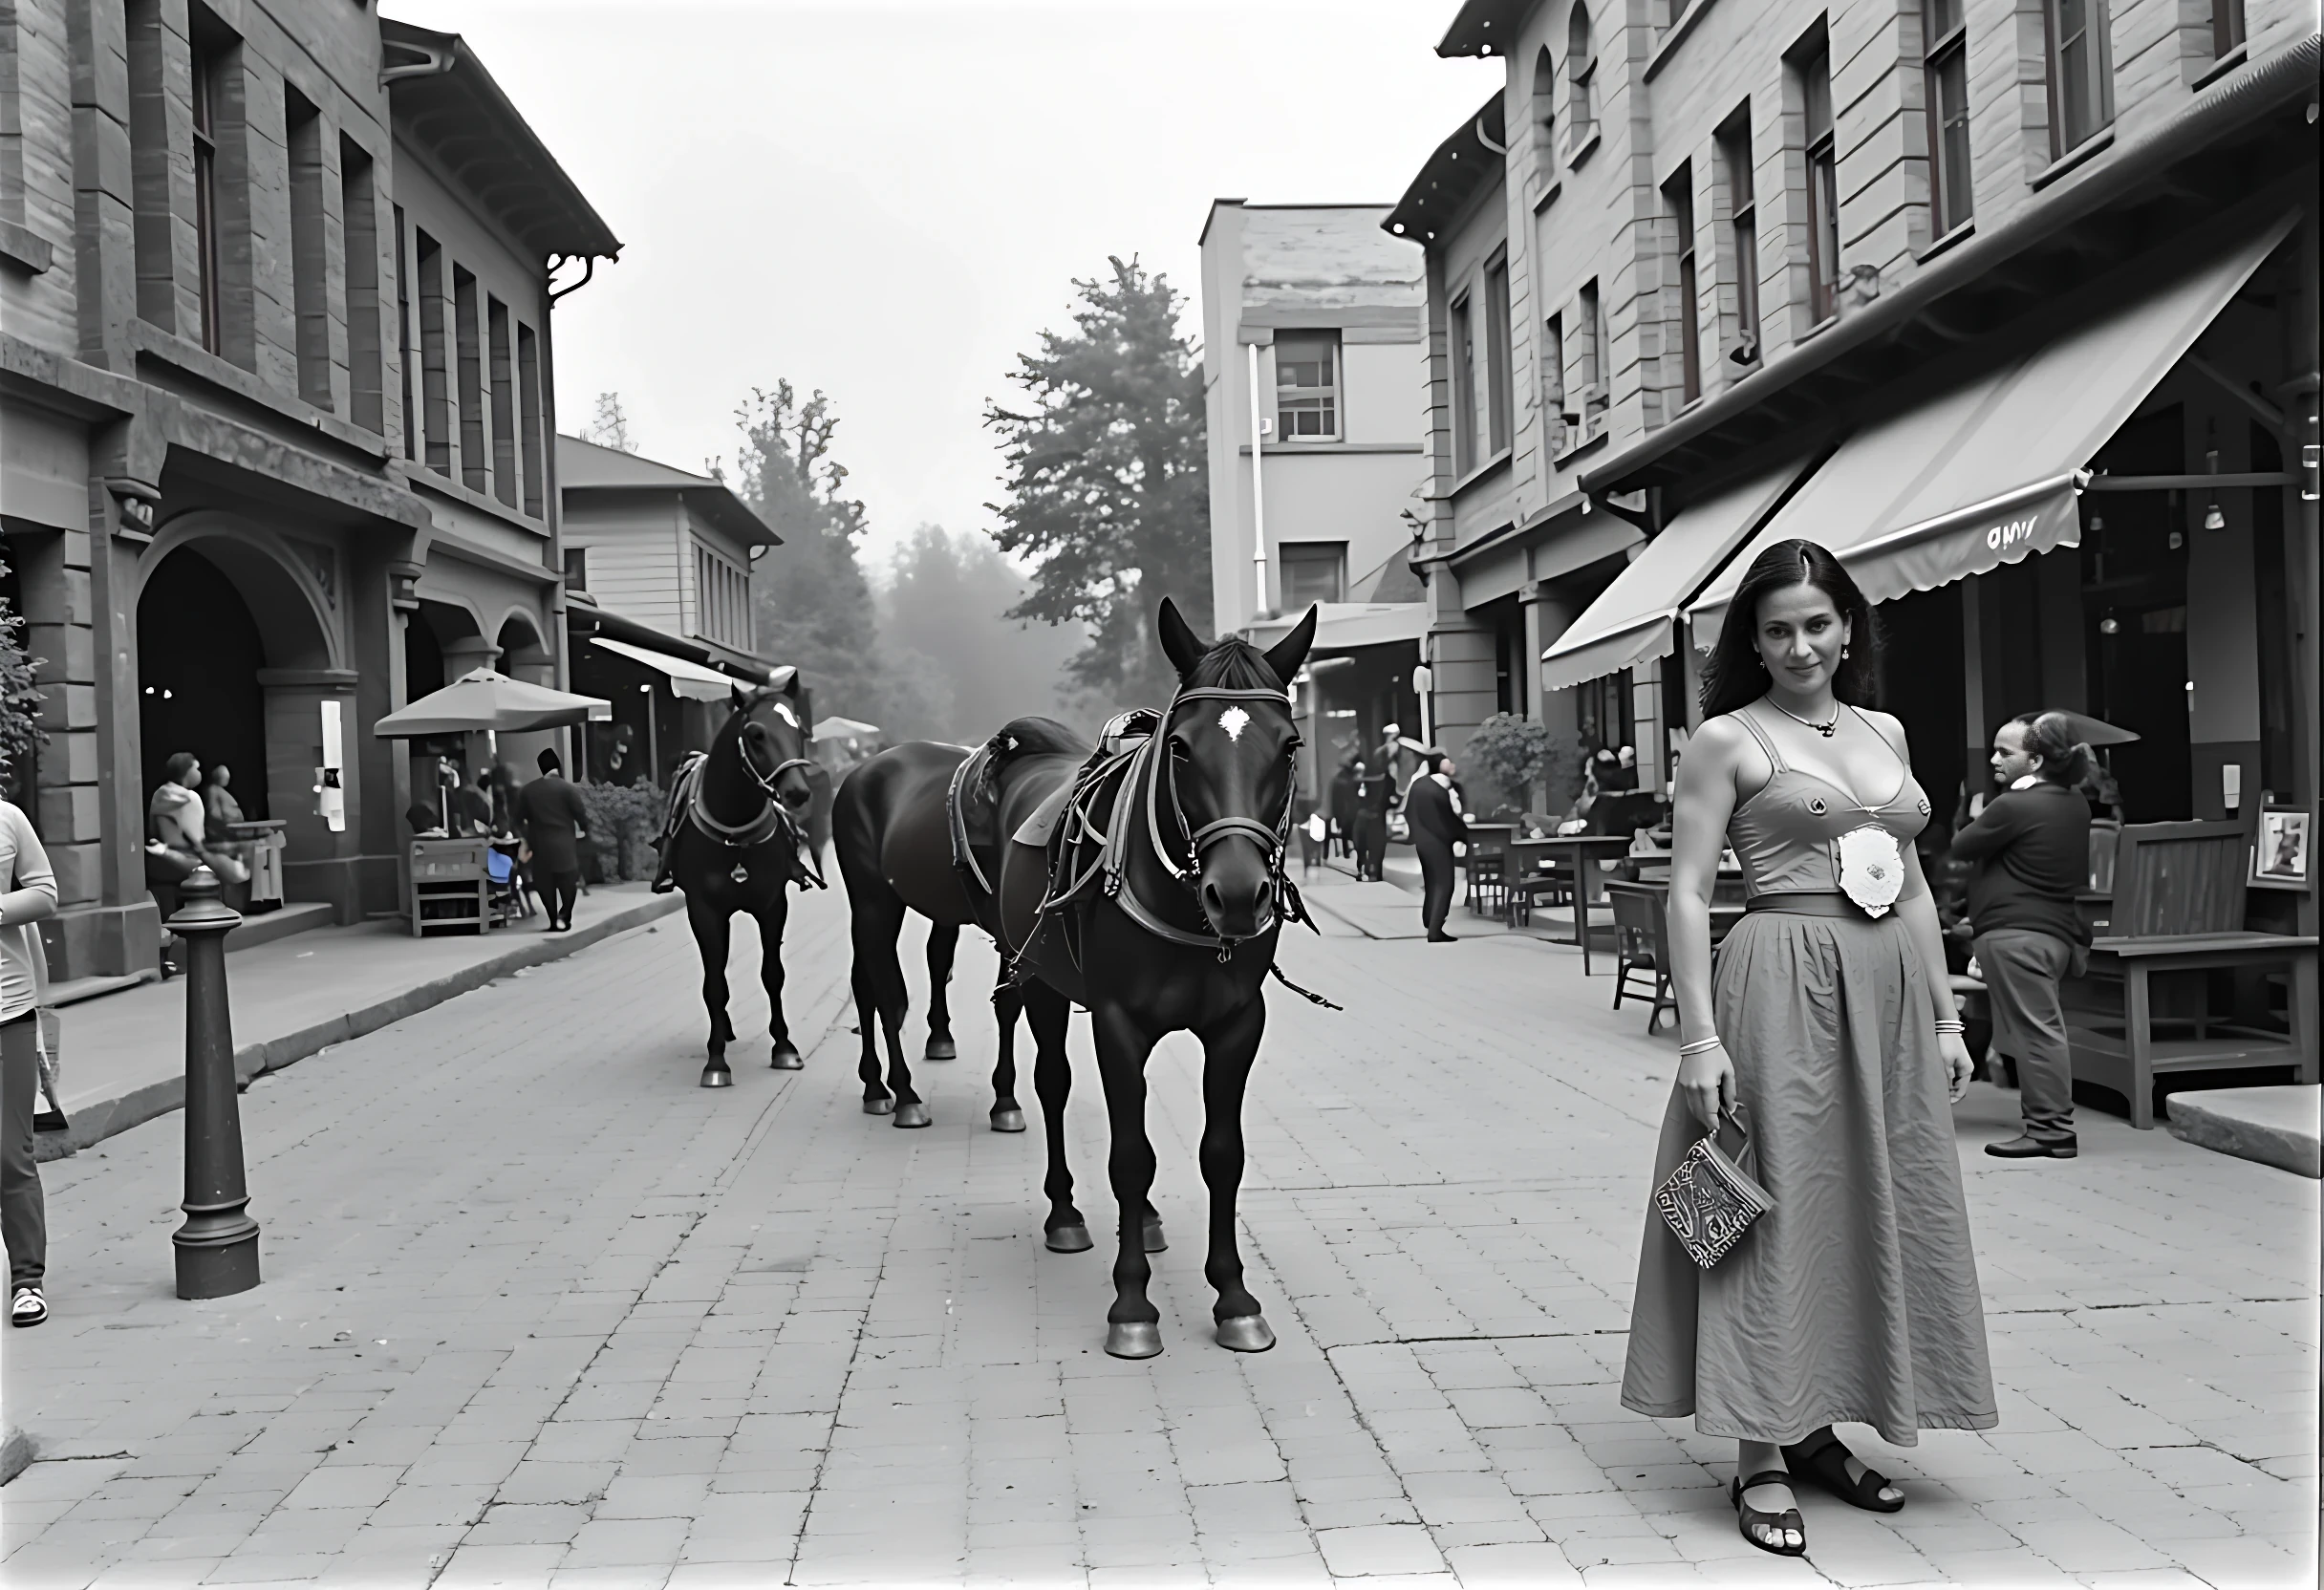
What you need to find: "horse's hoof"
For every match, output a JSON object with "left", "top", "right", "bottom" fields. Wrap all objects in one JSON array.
[
  {"left": 990, "top": 1107, "right": 1027, "bottom": 1133},
  {"left": 1105, "top": 1321, "right": 1163, "bottom": 1359},
  {"left": 892, "top": 1102, "right": 932, "bottom": 1129},
  {"left": 1142, "top": 1214, "right": 1168, "bottom": 1254},
  {"left": 700, "top": 1065, "right": 733, "bottom": 1089},
  {"left": 1045, "top": 1224, "right": 1093, "bottom": 1254},
  {"left": 863, "top": 1096, "right": 895, "bottom": 1116},
  {"left": 1214, "top": 1314, "right": 1277, "bottom": 1353},
  {"left": 771, "top": 1042, "right": 802, "bottom": 1070},
  {"left": 924, "top": 1037, "right": 957, "bottom": 1062}
]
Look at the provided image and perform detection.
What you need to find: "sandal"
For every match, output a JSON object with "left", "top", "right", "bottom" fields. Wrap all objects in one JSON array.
[
  {"left": 11, "top": 1286, "right": 46, "bottom": 1327},
  {"left": 1730, "top": 1469, "right": 1805, "bottom": 1556},
  {"left": 1783, "top": 1429, "right": 1904, "bottom": 1513}
]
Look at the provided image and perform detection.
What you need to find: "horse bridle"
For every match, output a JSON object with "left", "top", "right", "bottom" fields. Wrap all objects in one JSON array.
[
  {"left": 1147, "top": 685, "right": 1301, "bottom": 941},
  {"left": 690, "top": 697, "right": 823, "bottom": 887}
]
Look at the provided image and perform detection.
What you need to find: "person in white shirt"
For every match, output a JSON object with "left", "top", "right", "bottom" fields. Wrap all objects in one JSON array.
[{"left": 0, "top": 798, "right": 58, "bottom": 1326}]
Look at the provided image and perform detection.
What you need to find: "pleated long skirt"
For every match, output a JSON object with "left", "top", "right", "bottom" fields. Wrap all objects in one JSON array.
[{"left": 1620, "top": 908, "right": 1999, "bottom": 1447}]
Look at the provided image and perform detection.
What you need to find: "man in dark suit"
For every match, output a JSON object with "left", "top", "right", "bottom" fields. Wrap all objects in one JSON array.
[
  {"left": 515, "top": 748, "right": 591, "bottom": 931},
  {"left": 1405, "top": 751, "right": 1467, "bottom": 941},
  {"left": 1351, "top": 761, "right": 1391, "bottom": 880}
]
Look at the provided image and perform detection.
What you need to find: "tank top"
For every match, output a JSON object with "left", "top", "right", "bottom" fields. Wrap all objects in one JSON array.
[{"left": 1724, "top": 703, "right": 1932, "bottom": 898}]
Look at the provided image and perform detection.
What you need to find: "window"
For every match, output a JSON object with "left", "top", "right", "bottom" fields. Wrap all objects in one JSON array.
[
  {"left": 1717, "top": 111, "right": 1760, "bottom": 363},
  {"left": 1483, "top": 258, "right": 1513, "bottom": 456},
  {"left": 284, "top": 86, "right": 329, "bottom": 406},
  {"left": 2209, "top": 0, "right": 2245, "bottom": 57},
  {"left": 1577, "top": 671, "right": 1634, "bottom": 756},
  {"left": 414, "top": 229, "right": 451, "bottom": 476},
  {"left": 2044, "top": 0, "right": 2113, "bottom": 153},
  {"left": 1578, "top": 278, "right": 1609, "bottom": 436},
  {"left": 488, "top": 298, "right": 517, "bottom": 507},
  {"left": 1799, "top": 41, "right": 1840, "bottom": 325},
  {"left": 394, "top": 204, "right": 414, "bottom": 458},
  {"left": 1274, "top": 331, "right": 1340, "bottom": 440},
  {"left": 127, "top": 1, "right": 173, "bottom": 326},
  {"left": 517, "top": 323, "right": 545, "bottom": 517},
  {"left": 1567, "top": 5, "right": 1596, "bottom": 152},
  {"left": 454, "top": 267, "right": 485, "bottom": 493},
  {"left": 1280, "top": 543, "right": 1346, "bottom": 608},
  {"left": 694, "top": 545, "right": 751, "bottom": 648},
  {"left": 342, "top": 139, "right": 383, "bottom": 433},
  {"left": 1450, "top": 294, "right": 1478, "bottom": 475},
  {"left": 189, "top": 29, "right": 224, "bottom": 353},
  {"left": 1924, "top": 0, "right": 1972, "bottom": 233},
  {"left": 1531, "top": 47, "right": 1558, "bottom": 185},
  {"left": 563, "top": 548, "right": 588, "bottom": 591},
  {"left": 1540, "top": 312, "right": 1566, "bottom": 451},
  {"left": 1664, "top": 165, "right": 1701, "bottom": 406}
]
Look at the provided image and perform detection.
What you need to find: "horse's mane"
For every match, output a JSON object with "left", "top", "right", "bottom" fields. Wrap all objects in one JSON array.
[
  {"left": 986, "top": 716, "right": 1089, "bottom": 761},
  {"left": 1184, "top": 638, "right": 1282, "bottom": 692}
]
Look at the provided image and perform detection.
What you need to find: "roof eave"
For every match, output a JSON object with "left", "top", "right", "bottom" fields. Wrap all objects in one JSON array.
[{"left": 1383, "top": 93, "right": 1507, "bottom": 244}]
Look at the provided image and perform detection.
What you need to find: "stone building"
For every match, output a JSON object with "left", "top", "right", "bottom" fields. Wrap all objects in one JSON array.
[
  {"left": 1198, "top": 201, "right": 1431, "bottom": 802},
  {"left": 1392, "top": 0, "right": 2317, "bottom": 856},
  {"left": 0, "top": 5, "right": 618, "bottom": 982}
]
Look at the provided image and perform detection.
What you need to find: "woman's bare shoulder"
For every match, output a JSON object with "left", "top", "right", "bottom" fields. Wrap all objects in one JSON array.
[
  {"left": 1853, "top": 705, "right": 1910, "bottom": 750},
  {"left": 1684, "top": 715, "right": 1754, "bottom": 762}
]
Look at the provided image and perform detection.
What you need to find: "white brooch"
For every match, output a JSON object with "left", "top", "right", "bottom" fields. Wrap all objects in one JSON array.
[
  {"left": 1217, "top": 706, "right": 1251, "bottom": 741},
  {"left": 1836, "top": 825, "right": 1904, "bottom": 918}
]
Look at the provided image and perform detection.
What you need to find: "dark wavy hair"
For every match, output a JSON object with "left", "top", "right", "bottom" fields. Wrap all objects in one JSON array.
[
  {"left": 1700, "top": 539, "right": 1879, "bottom": 719},
  {"left": 2011, "top": 710, "right": 2094, "bottom": 786}
]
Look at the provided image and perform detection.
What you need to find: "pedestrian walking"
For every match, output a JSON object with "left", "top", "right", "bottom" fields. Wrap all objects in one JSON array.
[
  {"left": 1405, "top": 751, "right": 1466, "bottom": 942},
  {"left": 1621, "top": 540, "right": 1993, "bottom": 1558},
  {"left": 1351, "top": 760, "right": 1391, "bottom": 880},
  {"left": 1953, "top": 710, "right": 2094, "bottom": 1160},
  {"left": 1, "top": 795, "right": 58, "bottom": 1327},
  {"left": 516, "top": 748, "right": 591, "bottom": 932}
]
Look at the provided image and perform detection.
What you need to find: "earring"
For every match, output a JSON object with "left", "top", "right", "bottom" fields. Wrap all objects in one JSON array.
[{"left": 1842, "top": 645, "right": 1851, "bottom": 659}]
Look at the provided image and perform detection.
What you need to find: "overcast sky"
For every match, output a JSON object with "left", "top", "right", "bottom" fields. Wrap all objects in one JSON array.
[{"left": 384, "top": 0, "right": 1497, "bottom": 565}]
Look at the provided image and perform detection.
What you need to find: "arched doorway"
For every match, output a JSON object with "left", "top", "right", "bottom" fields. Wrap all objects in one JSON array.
[{"left": 138, "top": 547, "right": 271, "bottom": 817}]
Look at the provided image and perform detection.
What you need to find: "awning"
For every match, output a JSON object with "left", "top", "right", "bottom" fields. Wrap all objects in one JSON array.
[
  {"left": 1540, "top": 456, "right": 1815, "bottom": 692},
  {"left": 813, "top": 716, "right": 881, "bottom": 742},
  {"left": 591, "top": 636, "right": 740, "bottom": 701},
  {"left": 1245, "top": 602, "right": 1429, "bottom": 653},
  {"left": 1689, "top": 211, "right": 2295, "bottom": 647}
]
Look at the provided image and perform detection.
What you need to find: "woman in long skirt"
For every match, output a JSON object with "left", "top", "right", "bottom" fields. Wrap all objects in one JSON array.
[{"left": 1621, "top": 540, "right": 1995, "bottom": 1557}]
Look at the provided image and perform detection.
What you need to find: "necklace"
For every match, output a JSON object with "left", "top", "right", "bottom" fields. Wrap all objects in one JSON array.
[{"left": 1765, "top": 695, "right": 1840, "bottom": 738}]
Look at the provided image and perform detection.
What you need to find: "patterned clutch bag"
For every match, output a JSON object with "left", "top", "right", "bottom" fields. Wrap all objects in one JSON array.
[{"left": 1654, "top": 1109, "right": 1774, "bottom": 1269}]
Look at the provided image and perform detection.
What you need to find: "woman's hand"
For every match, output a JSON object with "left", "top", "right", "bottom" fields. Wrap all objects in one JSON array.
[
  {"left": 1678, "top": 1041, "right": 1734, "bottom": 1130},
  {"left": 1938, "top": 1031, "right": 1974, "bottom": 1103}
]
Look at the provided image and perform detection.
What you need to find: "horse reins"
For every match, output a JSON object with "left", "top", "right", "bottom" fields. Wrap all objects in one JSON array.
[{"left": 685, "top": 700, "right": 825, "bottom": 889}]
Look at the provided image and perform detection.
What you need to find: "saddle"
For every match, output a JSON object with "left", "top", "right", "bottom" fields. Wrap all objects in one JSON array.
[{"left": 658, "top": 751, "right": 819, "bottom": 889}]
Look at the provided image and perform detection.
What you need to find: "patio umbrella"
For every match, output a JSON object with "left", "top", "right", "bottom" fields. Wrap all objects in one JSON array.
[
  {"left": 813, "top": 716, "right": 881, "bottom": 742},
  {"left": 2051, "top": 710, "right": 2140, "bottom": 746},
  {"left": 372, "top": 668, "right": 612, "bottom": 738}
]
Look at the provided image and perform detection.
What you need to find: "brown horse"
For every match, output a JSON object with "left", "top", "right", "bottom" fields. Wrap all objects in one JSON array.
[{"left": 990, "top": 600, "right": 1317, "bottom": 1357}]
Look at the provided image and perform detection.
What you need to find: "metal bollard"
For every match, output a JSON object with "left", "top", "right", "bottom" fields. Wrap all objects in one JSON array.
[{"left": 167, "top": 865, "right": 260, "bottom": 1300}]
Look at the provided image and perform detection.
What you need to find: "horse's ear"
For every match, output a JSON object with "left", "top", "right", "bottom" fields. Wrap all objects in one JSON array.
[
  {"left": 765, "top": 665, "right": 799, "bottom": 696},
  {"left": 1156, "top": 597, "right": 1206, "bottom": 678},
  {"left": 1262, "top": 605, "right": 1319, "bottom": 688}
]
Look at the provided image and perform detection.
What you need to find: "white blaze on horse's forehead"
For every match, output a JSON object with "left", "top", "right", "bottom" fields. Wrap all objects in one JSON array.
[
  {"left": 1217, "top": 706, "right": 1252, "bottom": 741},
  {"left": 771, "top": 700, "right": 798, "bottom": 728}
]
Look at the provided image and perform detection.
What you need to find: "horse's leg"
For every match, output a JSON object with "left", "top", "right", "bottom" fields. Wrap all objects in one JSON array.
[
  {"left": 988, "top": 975, "right": 1026, "bottom": 1133},
  {"left": 1089, "top": 1000, "right": 1164, "bottom": 1357},
  {"left": 924, "top": 921, "right": 958, "bottom": 1062},
  {"left": 689, "top": 896, "right": 736, "bottom": 1089},
  {"left": 1026, "top": 980, "right": 1087, "bottom": 1249},
  {"left": 756, "top": 895, "right": 801, "bottom": 1069},
  {"left": 848, "top": 886, "right": 908, "bottom": 1115},
  {"left": 1197, "top": 995, "right": 1273, "bottom": 1352}
]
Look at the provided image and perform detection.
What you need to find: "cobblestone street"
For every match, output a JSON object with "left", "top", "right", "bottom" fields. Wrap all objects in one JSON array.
[{"left": 1, "top": 875, "right": 2313, "bottom": 1588}]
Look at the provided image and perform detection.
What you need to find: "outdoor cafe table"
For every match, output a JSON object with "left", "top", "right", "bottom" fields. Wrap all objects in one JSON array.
[{"left": 1506, "top": 834, "right": 1634, "bottom": 974}]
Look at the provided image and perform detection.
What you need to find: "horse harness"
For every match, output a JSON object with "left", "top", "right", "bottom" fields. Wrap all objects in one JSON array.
[
  {"left": 665, "top": 724, "right": 825, "bottom": 890},
  {"left": 996, "top": 686, "right": 1339, "bottom": 1008}
]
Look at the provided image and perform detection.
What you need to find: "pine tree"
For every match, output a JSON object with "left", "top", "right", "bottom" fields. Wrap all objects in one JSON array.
[
  {"left": 583, "top": 392, "right": 636, "bottom": 454},
  {"left": 985, "top": 257, "right": 1210, "bottom": 707}
]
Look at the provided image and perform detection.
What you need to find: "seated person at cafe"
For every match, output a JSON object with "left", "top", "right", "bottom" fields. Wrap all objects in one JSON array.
[
  {"left": 203, "top": 763, "right": 246, "bottom": 827},
  {"left": 450, "top": 771, "right": 494, "bottom": 837},
  {"left": 150, "top": 752, "right": 248, "bottom": 885}
]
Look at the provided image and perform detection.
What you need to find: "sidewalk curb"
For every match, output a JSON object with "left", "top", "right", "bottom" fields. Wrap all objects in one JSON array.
[
  {"left": 43, "top": 893, "right": 687, "bottom": 1161},
  {"left": 0, "top": 1424, "right": 32, "bottom": 1486},
  {"left": 2166, "top": 1085, "right": 2321, "bottom": 1178}
]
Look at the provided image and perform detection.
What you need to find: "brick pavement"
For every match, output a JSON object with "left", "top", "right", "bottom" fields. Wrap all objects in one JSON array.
[{"left": 0, "top": 875, "right": 2313, "bottom": 1587}]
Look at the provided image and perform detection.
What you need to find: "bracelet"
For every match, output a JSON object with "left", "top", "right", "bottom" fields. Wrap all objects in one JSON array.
[
  {"left": 1677, "top": 1037, "right": 1725, "bottom": 1057},
  {"left": 1932, "top": 1020, "right": 1965, "bottom": 1035}
]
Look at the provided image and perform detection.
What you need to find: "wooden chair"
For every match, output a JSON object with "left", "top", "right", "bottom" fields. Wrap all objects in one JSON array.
[
  {"left": 2066, "top": 818, "right": 2320, "bottom": 1127},
  {"left": 1607, "top": 882, "right": 1677, "bottom": 1033},
  {"left": 1465, "top": 830, "right": 1509, "bottom": 917}
]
